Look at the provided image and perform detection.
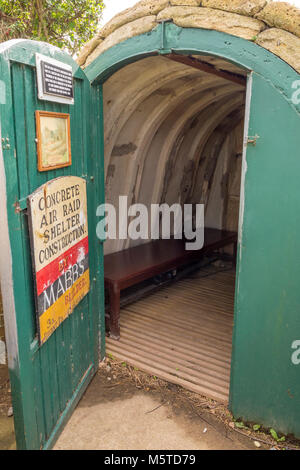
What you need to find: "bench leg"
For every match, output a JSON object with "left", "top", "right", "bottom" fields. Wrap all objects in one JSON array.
[{"left": 108, "top": 283, "right": 121, "bottom": 340}]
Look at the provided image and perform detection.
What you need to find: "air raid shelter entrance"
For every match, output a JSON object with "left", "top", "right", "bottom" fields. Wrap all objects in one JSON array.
[{"left": 1, "top": 0, "right": 300, "bottom": 449}]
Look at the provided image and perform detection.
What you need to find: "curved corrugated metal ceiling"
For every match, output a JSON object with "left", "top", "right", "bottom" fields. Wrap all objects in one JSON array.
[{"left": 103, "top": 55, "right": 246, "bottom": 254}]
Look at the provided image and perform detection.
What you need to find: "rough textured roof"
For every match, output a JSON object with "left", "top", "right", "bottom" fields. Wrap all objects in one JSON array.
[{"left": 78, "top": 0, "right": 300, "bottom": 73}]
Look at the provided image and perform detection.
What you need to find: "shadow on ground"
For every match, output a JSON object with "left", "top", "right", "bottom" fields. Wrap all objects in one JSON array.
[{"left": 55, "top": 360, "right": 260, "bottom": 451}]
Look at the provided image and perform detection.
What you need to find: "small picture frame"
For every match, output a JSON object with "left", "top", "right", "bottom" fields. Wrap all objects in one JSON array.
[{"left": 35, "top": 111, "right": 72, "bottom": 172}]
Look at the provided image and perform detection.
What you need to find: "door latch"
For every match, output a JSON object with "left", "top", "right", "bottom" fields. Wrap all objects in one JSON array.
[{"left": 247, "top": 135, "right": 260, "bottom": 146}]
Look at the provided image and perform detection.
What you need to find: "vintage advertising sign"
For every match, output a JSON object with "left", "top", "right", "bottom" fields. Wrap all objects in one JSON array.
[
  {"left": 36, "top": 53, "right": 74, "bottom": 105},
  {"left": 27, "top": 177, "right": 90, "bottom": 345}
]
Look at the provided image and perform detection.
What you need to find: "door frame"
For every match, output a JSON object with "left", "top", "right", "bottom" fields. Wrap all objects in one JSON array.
[{"left": 85, "top": 22, "right": 300, "bottom": 432}]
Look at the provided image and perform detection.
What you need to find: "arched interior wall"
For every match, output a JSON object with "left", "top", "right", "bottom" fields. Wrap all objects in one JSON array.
[{"left": 103, "top": 55, "right": 246, "bottom": 255}]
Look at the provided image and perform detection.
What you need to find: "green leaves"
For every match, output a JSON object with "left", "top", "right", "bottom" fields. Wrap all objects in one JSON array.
[
  {"left": 234, "top": 421, "right": 247, "bottom": 429},
  {"left": 0, "top": 0, "right": 104, "bottom": 55},
  {"left": 270, "top": 428, "right": 286, "bottom": 442}
]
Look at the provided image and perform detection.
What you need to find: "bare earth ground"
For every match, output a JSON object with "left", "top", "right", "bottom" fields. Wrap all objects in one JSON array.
[
  {"left": 0, "top": 365, "right": 15, "bottom": 450},
  {"left": 55, "top": 359, "right": 299, "bottom": 451}
]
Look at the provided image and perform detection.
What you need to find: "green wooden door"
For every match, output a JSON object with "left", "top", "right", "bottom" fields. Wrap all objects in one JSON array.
[{"left": 0, "top": 40, "right": 105, "bottom": 449}]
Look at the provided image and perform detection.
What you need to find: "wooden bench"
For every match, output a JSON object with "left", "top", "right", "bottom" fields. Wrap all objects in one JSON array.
[{"left": 104, "top": 228, "right": 237, "bottom": 339}]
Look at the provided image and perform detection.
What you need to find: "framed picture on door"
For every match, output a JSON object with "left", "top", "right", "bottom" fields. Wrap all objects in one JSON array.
[{"left": 35, "top": 110, "right": 72, "bottom": 171}]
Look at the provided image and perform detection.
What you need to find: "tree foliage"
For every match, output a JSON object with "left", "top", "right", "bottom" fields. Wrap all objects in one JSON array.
[{"left": 0, "top": 0, "right": 104, "bottom": 55}]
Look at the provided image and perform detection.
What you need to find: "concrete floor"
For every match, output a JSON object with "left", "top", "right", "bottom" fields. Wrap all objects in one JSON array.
[
  {"left": 54, "top": 372, "right": 253, "bottom": 451},
  {"left": 0, "top": 416, "right": 15, "bottom": 450}
]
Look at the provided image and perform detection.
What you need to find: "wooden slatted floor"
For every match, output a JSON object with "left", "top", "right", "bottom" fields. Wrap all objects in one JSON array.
[{"left": 106, "top": 268, "right": 236, "bottom": 403}]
